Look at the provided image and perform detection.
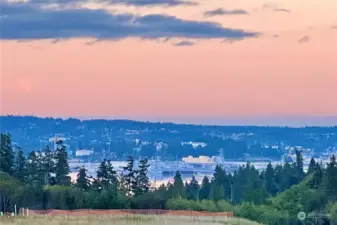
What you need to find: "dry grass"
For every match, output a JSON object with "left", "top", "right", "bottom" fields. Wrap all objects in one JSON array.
[{"left": 0, "top": 215, "right": 263, "bottom": 225}]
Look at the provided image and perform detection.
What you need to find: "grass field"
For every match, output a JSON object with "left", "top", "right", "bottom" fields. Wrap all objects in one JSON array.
[{"left": 0, "top": 215, "right": 263, "bottom": 225}]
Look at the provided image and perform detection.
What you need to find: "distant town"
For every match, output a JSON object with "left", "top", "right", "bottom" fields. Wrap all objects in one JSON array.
[{"left": 1, "top": 116, "right": 336, "bottom": 183}]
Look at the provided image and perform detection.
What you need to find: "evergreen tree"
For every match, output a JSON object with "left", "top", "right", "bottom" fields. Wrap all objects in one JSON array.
[
  {"left": 122, "top": 156, "right": 136, "bottom": 196},
  {"left": 134, "top": 158, "right": 150, "bottom": 196},
  {"left": 309, "top": 162, "right": 324, "bottom": 189},
  {"left": 265, "top": 162, "right": 277, "bottom": 196},
  {"left": 54, "top": 140, "right": 70, "bottom": 185},
  {"left": 76, "top": 167, "right": 90, "bottom": 191},
  {"left": 212, "top": 165, "right": 231, "bottom": 199},
  {"left": 307, "top": 157, "right": 316, "bottom": 174},
  {"left": 325, "top": 155, "right": 337, "bottom": 200},
  {"left": 199, "top": 176, "right": 211, "bottom": 200},
  {"left": 14, "top": 147, "right": 26, "bottom": 182},
  {"left": 0, "top": 133, "right": 15, "bottom": 175},
  {"left": 41, "top": 145, "right": 54, "bottom": 185},
  {"left": 210, "top": 183, "right": 225, "bottom": 201},
  {"left": 26, "top": 151, "right": 44, "bottom": 185},
  {"left": 96, "top": 159, "right": 118, "bottom": 188},
  {"left": 186, "top": 175, "right": 200, "bottom": 200},
  {"left": 295, "top": 149, "right": 305, "bottom": 181},
  {"left": 170, "top": 171, "right": 185, "bottom": 198}
]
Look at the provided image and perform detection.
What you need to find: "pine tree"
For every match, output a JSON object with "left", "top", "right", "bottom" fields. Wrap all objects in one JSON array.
[
  {"left": 210, "top": 183, "right": 225, "bottom": 201},
  {"left": 186, "top": 175, "right": 200, "bottom": 200},
  {"left": 41, "top": 145, "right": 54, "bottom": 185},
  {"left": 212, "top": 165, "right": 231, "bottom": 199},
  {"left": 96, "top": 159, "right": 118, "bottom": 188},
  {"left": 325, "top": 155, "right": 337, "bottom": 200},
  {"left": 122, "top": 156, "right": 136, "bottom": 196},
  {"left": 0, "top": 133, "right": 15, "bottom": 175},
  {"left": 76, "top": 167, "right": 90, "bottom": 191},
  {"left": 26, "top": 151, "right": 44, "bottom": 185},
  {"left": 199, "top": 176, "right": 211, "bottom": 200},
  {"left": 134, "top": 158, "right": 150, "bottom": 196},
  {"left": 265, "top": 162, "right": 277, "bottom": 196},
  {"left": 54, "top": 140, "right": 70, "bottom": 185},
  {"left": 308, "top": 157, "right": 316, "bottom": 174},
  {"left": 14, "top": 147, "right": 26, "bottom": 182},
  {"left": 295, "top": 149, "right": 305, "bottom": 181},
  {"left": 171, "top": 171, "right": 185, "bottom": 198},
  {"left": 309, "top": 162, "right": 324, "bottom": 189}
]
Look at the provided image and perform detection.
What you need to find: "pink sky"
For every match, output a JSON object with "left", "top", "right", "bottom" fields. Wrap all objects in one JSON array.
[{"left": 1, "top": 0, "right": 337, "bottom": 120}]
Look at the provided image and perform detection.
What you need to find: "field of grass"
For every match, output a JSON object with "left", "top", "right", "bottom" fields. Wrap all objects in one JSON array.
[{"left": 0, "top": 215, "right": 263, "bottom": 225}]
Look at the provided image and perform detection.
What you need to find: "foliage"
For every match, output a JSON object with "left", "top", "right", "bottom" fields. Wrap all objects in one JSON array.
[{"left": 1, "top": 131, "right": 337, "bottom": 225}]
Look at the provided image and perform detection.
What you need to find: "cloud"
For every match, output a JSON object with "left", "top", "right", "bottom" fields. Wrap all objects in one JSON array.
[
  {"left": 109, "top": 0, "right": 198, "bottom": 6},
  {"left": 0, "top": 2, "right": 259, "bottom": 41},
  {"left": 273, "top": 8, "right": 291, "bottom": 12},
  {"left": 262, "top": 4, "right": 291, "bottom": 13},
  {"left": 204, "top": 8, "right": 248, "bottom": 17},
  {"left": 298, "top": 36, "right": 310, "bottom": 44},
  {"left": 17, "top": 0, "right": 198, "bottom": 7},
  {"left": 173, "top": 40, "right": 195, "bottom": 46}
]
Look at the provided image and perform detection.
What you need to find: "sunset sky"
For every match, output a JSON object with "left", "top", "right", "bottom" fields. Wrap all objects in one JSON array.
[{"left": 1, "top": 0, "right": 337, "bottom": 125}]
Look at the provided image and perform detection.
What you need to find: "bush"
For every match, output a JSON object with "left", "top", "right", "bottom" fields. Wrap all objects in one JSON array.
[
  {"left": 199, "top": 200, "right": 217, "bottom": 212},
  {"left": 166, "top": 198, "right": 203, "bottom": 211},
  {"left": 132, "top": 192, "right": 164, "bottom": 209},
  {"left": 235, "top": 203, "right": 291, "bottom": 225},
  {"left": 44, "top": 185, "right": 88, "bottom": 209},
  {"left": 216, "top": 200, "right": 233, "bottom": 212}
]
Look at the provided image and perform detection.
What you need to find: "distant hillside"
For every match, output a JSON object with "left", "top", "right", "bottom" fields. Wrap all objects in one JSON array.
[{"left": 0, "top": 115, "right": 336, "bottom": 160}]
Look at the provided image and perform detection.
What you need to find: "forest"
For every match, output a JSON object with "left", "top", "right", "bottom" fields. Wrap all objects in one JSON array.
[{"left": 1, "top": 132, "right": 337, "bottom": 225}]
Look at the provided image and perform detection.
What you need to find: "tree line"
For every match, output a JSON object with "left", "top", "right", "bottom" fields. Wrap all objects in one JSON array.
[{"left": 1, "top": 132, "right": 337, "bottom": 224}]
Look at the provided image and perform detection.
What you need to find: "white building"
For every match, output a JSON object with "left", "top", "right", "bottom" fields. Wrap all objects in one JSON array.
[
  {"left": 75, "top": 149, "right": 94, "bottom": 157},
  {"left": 181, "top": 141, "right": 207, "bottom": 149},
  {"left": 182, "top": 155, "right": 214, "bottom": 164}
]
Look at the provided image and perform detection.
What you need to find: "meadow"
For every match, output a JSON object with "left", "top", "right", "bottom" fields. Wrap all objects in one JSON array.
[{"left": 0, "top": 215, "right": 263, "bottom": 225}]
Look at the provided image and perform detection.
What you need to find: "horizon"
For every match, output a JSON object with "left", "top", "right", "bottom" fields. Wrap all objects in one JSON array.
[{"left": 2, "top": 114, "right": 337, "bottom": 127}]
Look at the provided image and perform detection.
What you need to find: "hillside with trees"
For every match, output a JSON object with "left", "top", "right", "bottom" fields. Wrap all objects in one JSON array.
[
  {"left": 1, "top": 132, "right": 337, "bottom": 224},
  {"left": 1, "top": 116, "right": 336, "bottom": 160}
]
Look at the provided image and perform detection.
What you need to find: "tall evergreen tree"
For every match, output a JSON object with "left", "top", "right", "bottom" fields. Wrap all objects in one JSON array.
[
  {"left": 14, "top": 147, "right": 26, "bottom": 182},
  {"left": 134, "top": 158, "right": 150, "bottom": 196},
  {"left": 309, "top": 162, "right": 324, "bottom": 189},
  {"left": 295, "top": 149, "right": 305, "bottom": 181},
  {"left": 307, "top": 157, "right": 316, "bottom": 174},
  {"left": 26, "top": 151, "right": 44, "bottom": 185},
  {"left": 0, "top": 133, "right": 15, "bottom": 175},
  {"left": 199, "top": 176, "right": 211, "bottom": 200},
  {"left": 265, "top": 162, "right": 277, "bottom": 196},
  {"left": 325, "top": 155, "right": 337, "bottom": 200},
  {"left": 96, "top": 159, "right": 118, "bottom": 188},
  {"left": 54, "top": 140, "right": 70, "bottom": 185},
  {"left": 168, "top": 171, "right": 186, "bottom": 198},
  {"left": 122, "top": 156, "right": 136, "bottom": 196},
  {"left": 210, "top": 183, "right": 225, "bottom": 201},
  {"left": 186, "top": 175, "right": 200, "bottom": 200},
  {"left": 76, "top": 167, "right": 90, "bottom": 191},
  {"left": 41, "top": 145, "right": 55, "bottom": 185},
  {"left": 212, "top": 165, "right": 231, "bottom": 199}
]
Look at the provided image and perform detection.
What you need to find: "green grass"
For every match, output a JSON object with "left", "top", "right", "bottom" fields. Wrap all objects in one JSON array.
[{"left": 0, "top": 215, "right": 264, "bottom": 225}]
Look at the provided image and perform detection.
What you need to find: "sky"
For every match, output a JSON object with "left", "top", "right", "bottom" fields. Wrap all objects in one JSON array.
[{"left": 0, "top": 0, "right": 337, "bottom": 125}]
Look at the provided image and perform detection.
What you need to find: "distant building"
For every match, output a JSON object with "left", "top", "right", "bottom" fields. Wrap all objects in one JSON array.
[
  {"left": 49, "top": 136, "right": 67, "bottom": 150},
  {"left": 75, "top": 149, "right": 94, "bottom": 157},
  {"left": 182, "top": 155, "right": 214, "bottom": 164},
  {"left": 181, "top": 142, "right": 207, "bottom": 149}
]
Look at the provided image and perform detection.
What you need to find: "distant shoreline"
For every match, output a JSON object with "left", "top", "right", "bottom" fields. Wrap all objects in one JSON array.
[{"left": 1, "top": 115, "right": 337, "bottom": 127}]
